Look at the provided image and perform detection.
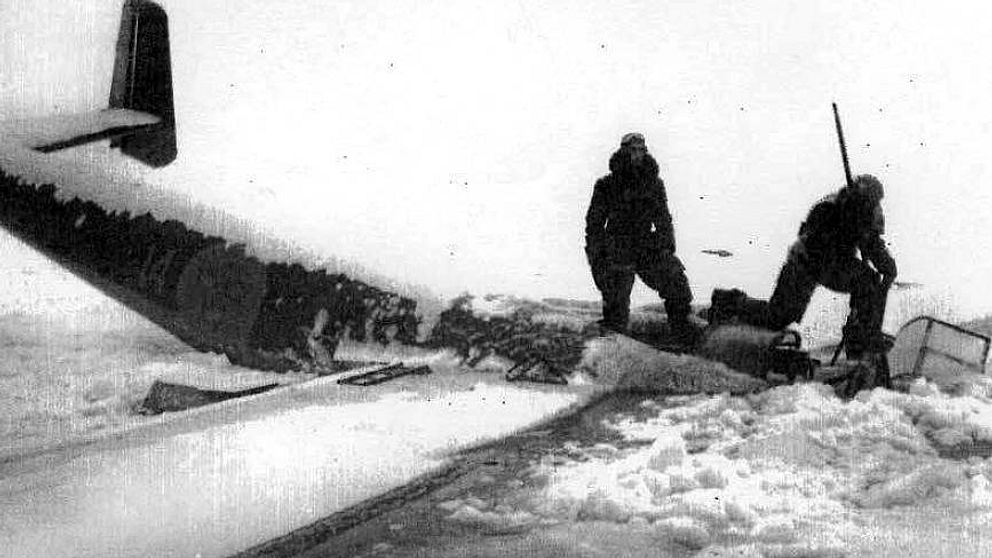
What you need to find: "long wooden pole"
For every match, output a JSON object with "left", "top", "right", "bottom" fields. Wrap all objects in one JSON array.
[
  {"left": 833, "top": 102, "right": 854, "bottom": 188},
  {"left": 831, "top": 102, "right": 855, "bottom": 365}
]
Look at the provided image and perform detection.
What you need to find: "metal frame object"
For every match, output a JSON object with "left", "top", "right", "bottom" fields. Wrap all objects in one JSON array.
[{"left": 899, "top": 316, "right": 990, "bottom": 378}]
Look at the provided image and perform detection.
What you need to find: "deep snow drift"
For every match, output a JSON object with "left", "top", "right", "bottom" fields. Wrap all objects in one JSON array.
[
  {"left": 535, "top": 379, "right": 992, "bottom": 555},
  {"left": 413, "top": 377, "right": 992, "bottom": 558}
]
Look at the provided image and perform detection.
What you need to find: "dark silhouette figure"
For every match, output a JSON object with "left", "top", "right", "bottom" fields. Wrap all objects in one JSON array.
[
  {"left": 765, "top": 174, "right": 896, "bottom": 356},
  {"left": 584, "top": 133, "right": 694, "bottom": 336}
]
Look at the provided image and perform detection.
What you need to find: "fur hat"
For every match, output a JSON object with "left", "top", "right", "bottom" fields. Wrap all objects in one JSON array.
[
  {"left": 620, "top": 132, "right": 646, "bottom": 148},
  {"left": 855, "top": 174, "right": 884, "bottom": 201}
]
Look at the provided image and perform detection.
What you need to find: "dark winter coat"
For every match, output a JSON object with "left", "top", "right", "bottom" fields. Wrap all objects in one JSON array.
[
  {"left": 584, "top": 151, "right": 676, "bottom": 263},
  {"left": 798, "top": 186, "right": 896, "bottom": 279}
]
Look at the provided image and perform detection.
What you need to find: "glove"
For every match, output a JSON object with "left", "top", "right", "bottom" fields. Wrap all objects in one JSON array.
[
  {"left": 880, "top": 273, "right": 895, "bottom": 291},
  {"left": 585, "top": 234, "right": 606, "bottom": 260},
  {"left": 585, "top": 243, "right": 605, "bottom": 270},
  {"left": 585, "top": 238, "right": 609, "bottom": 293}
]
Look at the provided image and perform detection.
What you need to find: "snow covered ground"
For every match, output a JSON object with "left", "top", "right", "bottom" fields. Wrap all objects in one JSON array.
[
  {"left": 324, "top": 376, "right": 992, "bottom": 558},
  {"left": 4, "top": 5, "right": 991, "bottom": 554},
  {"left": 0, "top": 346, "right": 603, "bottom": 558},
  {"left": 1, "top": 232, "right": 991, "bottom": 557},
  {"left": 0, "top": 234, "right": 604, "bottom": 558},
  {"left": 529, "top": 379, "right": 992, "bottom": 557},
  {"left": 0, "top": 234, "right": 313, "bottom": 462},
  {"left": 286, "top": 298, "right": 992, "bottom": 558}
]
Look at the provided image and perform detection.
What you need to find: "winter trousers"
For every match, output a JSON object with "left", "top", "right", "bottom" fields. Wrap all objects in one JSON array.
[
  {"left": 588, "top": 247, "right": 693, "bottom": 330},
  {"left": 766, "top": 241, "right": 889, "bottom": 350}
]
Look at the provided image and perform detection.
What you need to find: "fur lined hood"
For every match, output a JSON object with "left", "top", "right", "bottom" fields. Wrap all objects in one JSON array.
[{"left": 608, "top": 149, "right": 660, "bottom": 182}]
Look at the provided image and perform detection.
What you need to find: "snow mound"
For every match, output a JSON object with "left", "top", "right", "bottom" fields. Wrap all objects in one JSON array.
[
  {"left": 526, "top": 378, "right": 992, "bottom": 555},
  {"left": 861, "top": 379, "right": 992, "bottom": 455},
  {"left": 444, "top": 503, "right": 540, "bottom": 534},
  {"left": 581, "top": 335, "right": 768, "bottom": 394},
  {"left": 652, "top": 515, "right": 711, "bottom": 549}
]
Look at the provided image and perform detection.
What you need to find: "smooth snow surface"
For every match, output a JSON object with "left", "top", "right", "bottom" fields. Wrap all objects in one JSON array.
[{"left": 0, "top": 368, "right": 594, "bottom": 558}]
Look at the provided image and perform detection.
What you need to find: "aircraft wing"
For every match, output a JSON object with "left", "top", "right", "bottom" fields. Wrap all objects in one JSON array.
[{"left": 2, "top": 108, "right": 161, "bottom": 153}]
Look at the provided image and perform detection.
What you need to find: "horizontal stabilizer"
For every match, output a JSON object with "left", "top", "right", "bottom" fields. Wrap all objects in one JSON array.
[
  {"left": 4, "top": 0, "right": 177, "bottom": 167},
  {"left": 6, "top": 108, "right": 161, "bottom": 153}
]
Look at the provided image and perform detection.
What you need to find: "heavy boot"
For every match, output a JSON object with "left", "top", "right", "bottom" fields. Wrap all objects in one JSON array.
[
  {"left": 708, "top": 288, "right": 747, "bottom": 325},
  {"left": 708, "top": 288, "right": 774, "bottom": 329},
  {"left": 594, "top": 318, "right": 628, "bottom": 335},
  {"left": 842, "top": 319, "right": 892, "bottom": 360},
  {"left": 666, "top": 298, "right": 702, "bottom": 348},
  {"left": 842, "top": 321, "right": 868, "bottom": 361}
]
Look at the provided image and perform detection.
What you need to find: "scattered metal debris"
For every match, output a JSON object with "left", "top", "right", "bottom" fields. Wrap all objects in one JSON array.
[
  {"left": 136, "top": 380, "right": 280, "bottom": 415},
  {"left": 337, "top": 364, "right": 433, "bottom": 386}
]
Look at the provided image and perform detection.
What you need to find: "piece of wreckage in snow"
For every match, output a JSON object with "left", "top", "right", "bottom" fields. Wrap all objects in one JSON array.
[
  {"left": 4, "top": 1, "right": 987, "bottom": 404},
  {"left": 421, "top": 287, "right": 990, "bottom": 398},
  {"left": 2, "top": 0, "right": 577, "bottom": 407},
  {"left": 0, "top": 0, "right": 429, "bottom": 402}
]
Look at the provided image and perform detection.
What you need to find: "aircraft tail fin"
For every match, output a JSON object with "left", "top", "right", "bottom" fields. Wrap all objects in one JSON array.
[{"left": 108, "top": 0, "right": 177, "bottom": 167}]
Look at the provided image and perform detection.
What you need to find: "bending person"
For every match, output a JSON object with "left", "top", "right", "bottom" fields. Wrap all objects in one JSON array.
[{"left": 765, "top": 174, "right": 896, "bottom": 358}]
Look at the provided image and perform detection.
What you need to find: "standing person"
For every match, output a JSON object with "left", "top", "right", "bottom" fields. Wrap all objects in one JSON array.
[
  {"left": 584, "top": 132, "right": 696, "bottom": 340},
  {"left": 764, "top": 174, "right": 896, "bottom": 357}
]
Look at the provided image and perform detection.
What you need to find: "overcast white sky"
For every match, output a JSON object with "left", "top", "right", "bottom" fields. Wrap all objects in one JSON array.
[{"left": 3, "top": 0, "right": 992, "bottom": 316}]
